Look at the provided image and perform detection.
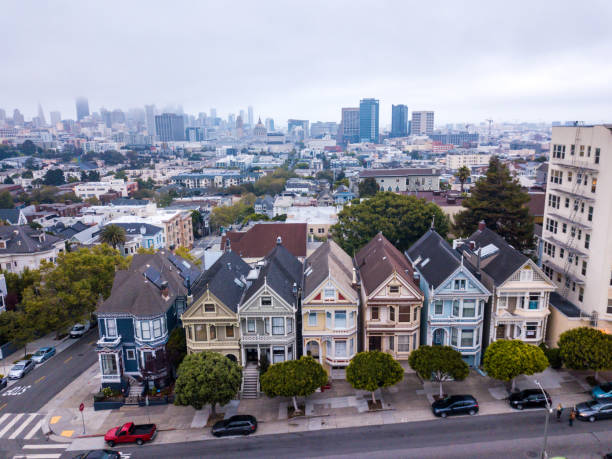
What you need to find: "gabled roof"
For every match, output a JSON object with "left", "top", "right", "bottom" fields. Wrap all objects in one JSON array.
[
  {"left": 360, "top": 168, "right": 439, "bottom": 178},
  {"left": 406, "top": 229, "right": 461, "bottom": 289},
  {"left": 191, "top": 251, "right": 251, "bottom": 313},
  {"left": 242, "top": 243, "right": 303, "bottom": 306},
  {"left": 98, "top": 252, "right": 186, "bottom": 317},
  {"left": 457, "top": 227, "right": 528, "bottom": 285},
  {"left": 303, "top": 240, "right": 356, "bottom": 301},
  {"left": 0, "top": 225, "right": 62, "bottom": 254},
  {"left": 221, "top": 223, "right": 307, "bottom": 258},
  {"left": 110, "top": 222, "right": 163, "bottom": 237},
  {"left": 355, "top": 232, "right": 421, "bottom": 296},
  {"left": 0, "top": 209, "right": 23, "bottom": 225}
]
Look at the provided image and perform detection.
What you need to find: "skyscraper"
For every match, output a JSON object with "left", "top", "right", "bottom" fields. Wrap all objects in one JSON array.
[
  {"left": 391, "top": 104, "right": 408, "bottom": 138},
  {"left": 287, "top": 119, "right": 309, "bottom": 140},
  {"left": 37, "top": 103, "right": 46, "bottom": 126},
  {"left": 13, "top": 109, "right": 24, "bottom": 126},
  {"left": 247, "top": 106, "right": 254, "bottom": 127},
  {"left": 49, "top": 111, "right": 61, "bottom": 126},
  {"left": 145, "top": 105, "right": 156, "bottom": 135},
  {"left": 339, "top": 108, "right": 360, "bottom": 145},
  {"left": 359, "top": 98, "right": 379, "bottom": 143},
  {"left": 265, "top": 118, "right": 274, "bottom": 132},
  {"left": 155, "top": 113, "right": 185, "bottom": 141},
  {"left": 75, "top": 97, "right": 90, "bottom": 121},
  {"left": 210, "top": 108, "right": 217, "bottom": 119},
  {"left": 411, "top": 111, "right": 434, "bottom": 135}
]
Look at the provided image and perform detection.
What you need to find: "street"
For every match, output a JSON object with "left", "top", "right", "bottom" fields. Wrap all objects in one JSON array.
[{"left": 63, "top": 411, "right": 612, "bottom": 459}]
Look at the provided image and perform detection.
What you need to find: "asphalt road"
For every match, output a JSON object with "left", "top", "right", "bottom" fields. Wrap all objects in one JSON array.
[
  {"left": 0, "top": 329, "right": 98, "bottom": 413},
  {"left": 63, "top": 411, "right": 612, "bottom": 459}
]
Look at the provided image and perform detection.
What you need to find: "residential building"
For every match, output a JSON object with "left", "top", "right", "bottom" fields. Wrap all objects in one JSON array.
[
  {"left": 108, "top": 222, "right": 165, "bottom": 252},
  {"left": 0, "top": 209, "right": 27, "bottom": 225},
  {"left": 355, "top": 232, "right": 424, "bottom": 359},
  {"left": 155, "top": 113, "right": 185, "bottom": 142},
  {"left": 339, "top": 107, "right": 360, "bottom": 145},
  {"left": 0, "top": 274, "right": 7, "bottom": 313},
  {"left": 310, "top": 122, "right": 338, "bottom": 138},
  {"left": 285, "top": 206, "right": 338, "bottom": 240},
  {"left": 302, "top": 241, "right": 359, "bottom": 376},
  {"left": 431, "top": 132, "right": 478, "bottom": 145},
  {"left": 182, "top": 251, "right": 251, "bottom": 363},
  {"left": 446, "top": 152, "right": 491, "bottom": 170},
  {"left": 457, "top": 223, "right": 556, "bottom": 346},
  {"left": 0, "top": 226, "right": 65, "bottom": 273},
  {"left": 108, "top": 210, "right": 193, "bottom": 249},
  {"left": 360, "top": 168, "right": 440, "bottom": 192},
  {"left": 541, "top": 124, "right": 612, "bottom": 344},
  {"left": 76, "top": 97, "right": 90, "bottom": 121},
  {"left": 238, "top": 240, "right": 302, "bottom": 365},
  {"left": 254, "top": 195, "right": 274, "bottom": 218},
  {"left": 75, "top": 180, "right": 131, "bottom": 199},
  {"left": 407, "top": 229, "right": 491, "bottom": 366},
  {"left": 96, "top": 253, "right": 189, "bottom": 389},
  {"left": 411, "top": 111, "right": 434, "bottom": 136},
  {"left": 333, "top": 185, "right": 356, "bottom": 204},
  {"left": 391, "top": 104, "right": 409, "bottom": 138},
  {"left": 171, "top": 170, "right": 246, "bottom": 189},
  {"left": 221, "top": 222, "right": 307, "bottom": 262},
  {"left": 288, "top": 119, "right": 309, "bottom": 140},
  {"left": 359, "top": 98, "right": 379, "bottom": 143}
]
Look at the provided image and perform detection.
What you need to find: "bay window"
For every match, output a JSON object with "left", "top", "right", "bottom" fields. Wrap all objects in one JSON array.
[
  {"left": 287, "top": 318, "right": 293, "bottom": 334},
  {"left": 398, "top": 335, "right": 410, "bottom": 352},
  {"left": 247, "top": 319, "right": 255, "bottom": 333},
  {"left": 141, "top": 321, "right": 151, "bottom": 340},
  {"left": 528, "top": 294, "right": 540, "bottom": 310},
  {"left": 461, "top": 329, "right": 474, "bottom": 347},
  {"left": 152, "top": 319, "right": 162, "bottom": 338},
  {"left": 195, "top": 324, "right": 207, "bottom": 341},
  {"left": 210, "top": 325, "right": 216, "bottom": 340},
  {"left": 272, "top": 317, "right": 285, "bottom": 335},
  {"left": 308, "top": 312, "right": 317, "bottom": 326},
  {"left": 462, "top": 300, "right": 476, "bottom": 318},
  {"left": 335, "top": 340, "right": 347, "bottom": 357},
  {"left": 100, "top": 354, "right": 118, "bottom": 375},
  {"left": 434, "top": 300, "right": 443, "bottom": 315},
  {"left": 525, "top": 323, "right": 538, "bottom": 339},
  {"left": 452, "top": 300, "right": 460, "bottom": 317},
  {"left": 398, "top": 306, "right": 411, "bottom": 322},
  {"left": 334, "top": 311, "right": 346, "bottom": 329},
  {"left": 451, "top": 328, "right": 458, "bottom": 346},
  {"left": 105, "top": 319, "right": 117, "bottom": 337}
]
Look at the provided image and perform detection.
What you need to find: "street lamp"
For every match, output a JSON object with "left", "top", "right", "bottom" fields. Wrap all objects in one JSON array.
[{"left": 535, "top": 379, "right": 552, "bottom": 459}]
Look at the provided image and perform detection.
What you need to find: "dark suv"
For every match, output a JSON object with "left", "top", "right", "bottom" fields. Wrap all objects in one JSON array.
[
  {"left": 575, "top": 400, "right": 612, "bottom": 422},
  {"left": 432, "top": 395, "right": 479, "bottom": 418},
  {"left": 212, "top": 415, "right": 257, "bottom": 436},
  {"left": 509, "top": 389, "right": 551, "bottom": 410}
]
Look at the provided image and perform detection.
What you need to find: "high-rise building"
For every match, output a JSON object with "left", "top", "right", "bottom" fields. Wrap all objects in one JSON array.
[
  {"left": 0, "top": 109, "right": 5, "bottom": 122},
  {"left": 37, "top": 103, "right": 46, "bottom": 126},
  {"left": 185, "top": 127, "right": 205, "bottom": 141},
  {"left": 391, "top": 104, "right": 408, "bottom": 138},
  {"left": 100, "top": 108, "right": 112, "bottom": 128},
  {"left": 287, "top": 119, "right": 309, "bottom": 140},
  {"left": 359, "top": 98, "right": 379, "bottom": 143},
  {"left": 145, "top": 105, "right": 156, "bottom": 135},
  {"left": 310, "top": 121, "right": 338, "bottom": 138},
  {"left": 75, "top": 97, "right": 90, "bottom": 121},
  {"left": 111, "top": 109, "right": 126, "bottom": 125},
  {"left": 247, "top": 106, "right": 254, "bottom": 127},
  {"left": 541, "top": 124, "right": 612, "bottom": 344},
  {"left": 411, "top": 111, "right": 434, "bottom": 135},
  {"left": 210, "top": 108, "right": 217, "bottom": 119},
  {"left": 13, "top": 109, "right": 24, "bottom": 126},
  {"left": 155, "top": 113, "right": 185, "bottom": 141},
  {"left": 265, "top": 118, "right": 274, "bottom": 132},
  {"left": 49, "top": 111, "right": 61, "bottom": 126},
  {"left": 339, "top": 107, "right": 360, "bottom": 145}
]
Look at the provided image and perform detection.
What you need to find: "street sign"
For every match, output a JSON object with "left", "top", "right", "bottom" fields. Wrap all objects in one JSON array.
[{"left": 79, "top": 403, "right": 84, "bottom": 412}]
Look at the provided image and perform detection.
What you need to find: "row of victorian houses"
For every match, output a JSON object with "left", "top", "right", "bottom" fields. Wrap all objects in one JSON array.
[{"left": 95, "top": 221, "right": 556, "bottom": 395}]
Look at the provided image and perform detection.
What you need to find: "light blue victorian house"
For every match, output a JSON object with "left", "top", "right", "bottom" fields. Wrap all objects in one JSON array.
[{"left": 407, "top": 229, "right": 491, "bottom": 367}]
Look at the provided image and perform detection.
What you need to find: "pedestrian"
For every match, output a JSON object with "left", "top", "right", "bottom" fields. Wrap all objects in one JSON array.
[
  {"left": 556, "top": 403, "right": 563, "bottom": 422},
  {"left": 569, "top": 408, "right": 576, "bottom": 427}
]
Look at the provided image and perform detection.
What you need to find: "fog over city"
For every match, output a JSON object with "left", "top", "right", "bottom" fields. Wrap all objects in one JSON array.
[{"left": 2, "top": 0, "right": 612, "bottom": 125}]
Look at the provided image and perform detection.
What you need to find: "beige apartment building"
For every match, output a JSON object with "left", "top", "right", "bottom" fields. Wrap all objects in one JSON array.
[{"left": 541, "top": 124, "right": 612, "bottom": 344}]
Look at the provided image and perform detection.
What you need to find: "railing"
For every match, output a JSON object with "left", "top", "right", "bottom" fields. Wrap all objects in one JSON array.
[
  {"left": 97, "top": 335, "right": 122, "bottom": 347},
  {"left": 240, "top": 333, "right": 295, "bottom": 344},
  {"left": 101, "top": 374, "right": 121, "bottom": 383}
]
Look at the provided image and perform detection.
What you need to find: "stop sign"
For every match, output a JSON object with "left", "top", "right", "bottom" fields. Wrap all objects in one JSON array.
[{"left": 79, "top": 403, "right": 84, "bottom": 412}]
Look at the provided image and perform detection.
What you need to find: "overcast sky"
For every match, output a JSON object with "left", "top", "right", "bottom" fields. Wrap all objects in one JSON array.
[{"left": 2, "top": 1, "right": 612, "bottom": 127}]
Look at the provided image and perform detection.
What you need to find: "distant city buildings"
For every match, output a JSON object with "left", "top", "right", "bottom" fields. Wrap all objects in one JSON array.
[
  {"left": 310, "top": 121, "right": 338, "bottom": 138},
  {"left": 391, "top": 104, "right": 409, "bottom": 138},
  {"left": 430, "top": 132, "right": 478, "bottom": 145},
  {"left": 75, "top": 96, "right": 90, "bottom": 121},
  {"left": 411, "top": 111, "right": 434, "bottom": 135},
  {"left": 288, "top": 119, "right": 309, "bottom": 140},
  {"left": 155, "top": 113, "right": 185, "bottom": 141},
  {"left": 339, "top": 107, "right": 359, "bottom": 145},
  {"left": 359, "top": 98, "right": 379, "bottom": 143}
]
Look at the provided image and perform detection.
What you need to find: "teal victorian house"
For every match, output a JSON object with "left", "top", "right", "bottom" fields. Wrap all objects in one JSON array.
[{"left": 407, "top": 230, "right": 491, "bottom": 367}]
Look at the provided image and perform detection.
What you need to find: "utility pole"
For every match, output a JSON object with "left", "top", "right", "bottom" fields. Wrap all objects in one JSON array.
[{"left": 535, "top": 379, "right": 552, "bottom": 459}]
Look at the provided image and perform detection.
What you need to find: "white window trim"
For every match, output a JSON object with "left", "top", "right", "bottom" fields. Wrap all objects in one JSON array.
[
  {"left": 126, "top": 349, "right": 136, "bottom": 360},
  {"left": 105, "top": 318, "right": 118, "bottom": 338}
]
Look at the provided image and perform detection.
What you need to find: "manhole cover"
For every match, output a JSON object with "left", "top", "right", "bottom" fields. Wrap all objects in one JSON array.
[{"left": 526, "top": 451, "right": 539, "bottom": 458}]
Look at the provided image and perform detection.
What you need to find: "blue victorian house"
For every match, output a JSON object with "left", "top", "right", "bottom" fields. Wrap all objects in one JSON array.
[
  {"left": 96, "top": 252, "right": 198, "bottom": 390},
  {"left": 407, "top": 229, "right": 491, "bottom": 367}
]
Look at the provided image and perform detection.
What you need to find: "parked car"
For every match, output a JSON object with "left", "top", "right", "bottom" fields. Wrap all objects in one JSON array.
[
  {"left": 212, "top": 415, "right": 258, "bottom": 437},
  {"left": 575, "top": 400, "right": 612, "bottom": 422},
  {"left": 31, "top": 346, "right": 56, "bottom": 364},
  {"left": 0, "top": 377, "right": 7, "bottom": 390},
  {"left": 591, "top": 383, "right": 612, "bottom": 400},
  {"left": 432, "top": 395, "right": 479, "bottom": 418},
  {"left": 69, "top": 322, "right": 91, "bottom": 338},
  {"left": 9, "top": 360, "right": 35, "bottom": 379},
  {"left": 508, "top": 389, "right": 551, "bottom": 410},
  {"left": 72, "top": 450, "right": 122, "bottom": 459},
  {"left": 104, "top": 422, "right": 157, "bottom": 447}
]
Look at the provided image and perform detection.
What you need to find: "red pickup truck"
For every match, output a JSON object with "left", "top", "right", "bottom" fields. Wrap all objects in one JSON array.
[{"left": 104, "top": 422, "right": 157, "bottom": 447}]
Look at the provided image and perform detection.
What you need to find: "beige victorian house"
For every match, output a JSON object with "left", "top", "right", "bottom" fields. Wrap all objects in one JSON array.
[{"left": 182, "top": 251, "right": 251, "bottom": 363}]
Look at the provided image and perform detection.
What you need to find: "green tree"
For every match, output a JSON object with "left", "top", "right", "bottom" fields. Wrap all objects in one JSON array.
[
  {"left": 191, "top": 210, "right": 203, "bottom": 238},
  {"left": 114, "top": 170, "right": 127, "bottom": 180},
  {"left": 0, "top": 191, "right": 14, "bottom": 208},
  {"left": 483, "top": 340, "right": 549, "bottom": 391},
  {"left": 209, "top": 194, "right": 256, "bottom": 231},
  {"left": 20, "top": 140, "right": 37, "bottom": 156},
  {"left": 408, "top": 345, "right": 469, "bottom": 398},
  {"left": 3, "top": 176, "right": 14, "bottom": 184},
  {"left": 43, "top": 169, "right": 65, "bottom": 186},
  {"left": 260, "top": 356, "right": 328, "bottom": 413},
  {"left": 334, "top": 178, "right": 350, "bottom": 189},
  {"left": 21, "top": 170, "right": 33, "bottom": 179},
  {"left": 174, "top": 351, "right": 242, "bottom": 415},
  {"left": 455, "top": 165, "right": 471, "bottom": 192},
  {"left": 346, "top": 351, "right": 404, "bottom": 404},
  {"left": 453, "top": 156, "right": 534, "bottom": 252},
  {"left": 157, "top": 192, "right": 174, "bottom": 207},
  {"left": 99, "top": 224, "right": 127, "bottom": 249},
  {"left": 166, "top": 327, "right": 187, "bottom": 371},
  {"left": 175, "top": 246, "right": 202, "bottom": 266},
  {"left": 331, "top": 192, "right": 450, "bottom": 254},
  {"left": 358, "top": 177, "right": 379, "bottom": 197},
  {"left": 558, "top": 327, "right": 612, "bottom": 380}
]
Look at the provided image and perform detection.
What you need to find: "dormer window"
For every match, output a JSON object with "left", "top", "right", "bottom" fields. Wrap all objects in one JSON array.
[
  {"left": 520, "top": 268, "right": 533, "bottom": 282},
  {"left": 261, "top": 296, "right": 272, "bottom": 306},
  {"left": 454, "top": 279, "right": 466, "bottom": 290},
  {"left": 389, "top": 285, "right": 399, "bottom": 294},
  {"left": 323, "top": 288, "right": 335, "bottom": 300},
  {"left": 204, "top": 304, "right": 215, "bottom": 313}
]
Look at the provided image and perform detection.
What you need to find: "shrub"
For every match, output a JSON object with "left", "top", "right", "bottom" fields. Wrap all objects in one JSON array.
[
  {"left": 259, "top": 353, "right": 270, "bottom": 375},
  {"left": 102, "top": 387, "right": 113, "bottom": 397},
  {"left": 545, "top": 348, "right": 563, "bottom": 370}
]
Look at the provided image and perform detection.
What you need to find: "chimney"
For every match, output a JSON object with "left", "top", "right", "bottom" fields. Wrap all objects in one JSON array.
[
  {"left": 276, "top": 236, "right": 282, "bottom": 245},
  {"left": 478, "top": 220, "right": 486, "bottom": 231},
  {"left": 476, "top": 247, "right": 482, "bottom": 276},
  {"left": 469, "top": 240, "right": 475, "bottom": 251},
  {"left": 352, "top": 267, "right": 357, "bottom": 284},
  {"left": 161, "top": 281, "right": 169, "bottom": 299}
]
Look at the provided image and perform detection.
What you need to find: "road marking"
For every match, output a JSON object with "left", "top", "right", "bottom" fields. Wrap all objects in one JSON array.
[
  {"left": 63, "top": 356, "right": 72, "bottom": 364},
  {"left": 0, "top": 403, "right": 7, "bottom": 412},
  {"left": 13, "top": 454, "right": 62, "bottom": 458},
  {"left": 34, "top": 376, "right": 45, "bottom": 384},
  {"left": 0, "top": 412, "right": 24, "bottom": 437},
  {"left": 0, "top": 412, "right": 10, "bottom": 425},
  {"left": 2, "top": 386, "right": 31, "bottom": 397},
  {"left": 88, "top": 340, "right": 96, "bottom": 345},
  {"left": 49, "top": 416, "right": 61, "bottom": 424},
  {"left": 22, "top": 445, "right": 68, "bottom": 449},
  {"left": 24, "top": 419, "right": 43, "bottom": 439},
  {"left": 60, "top": 429, "right": 73, "bottom": 437},
  {"left": 9, "top": 413, "right": 38, "bottom": 439}
]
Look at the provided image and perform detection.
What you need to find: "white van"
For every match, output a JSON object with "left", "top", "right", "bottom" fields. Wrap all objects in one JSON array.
[{"left": 69, "top": 322, "right": 91, "bottom": 338}]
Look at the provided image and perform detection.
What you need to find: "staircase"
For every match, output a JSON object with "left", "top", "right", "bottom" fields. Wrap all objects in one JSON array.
[
  {"left": 125, "top": 377, "right": 144, "bottom": 405},
  {"left": 241, "top": 364, "right": 259, "bottom": 399}
]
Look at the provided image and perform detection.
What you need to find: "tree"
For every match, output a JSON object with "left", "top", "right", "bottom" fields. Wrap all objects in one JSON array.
[
  {"left": 43, "top": 169, "right": 65, "bottom": 186},
  {"left": 20, "top": 140, "right": 37, "bottom": 156},
  {"left": 358, "top": 177, "right": 379, "bottom": 197},
  {"left": 455, "top": 165, "right": 471, "bottom": 192},
  {"left": 3, "top": 176, "right": 14, "bottom": 184},
  {"left": 114, "top": 170, "right": 127, "bottom": 180},
  {"left": 0, "top": 191, "right": 14, "bottom": 208},
  {"left": 453, "top": 156, "right": 534, "bottom": 252},
  {"left": 334, "top": 178, "right": 350, "bottom": 189},
  {"left": 331, "top": 192, "right": 450, "bottom": 254},
  {"left": 166, "top": 327, "right": 187, "bottom": 371},
  {"left": 81, "top": 170, "right": 101, "bottom": 182},
  {"left": 260, "top": 356, "right": 328, "bottom": 413},
  {"left": 346, "top": 351, "right": 404, "bottom": 404},
  {"left": 175, "top": 246, "right": 202, "bottom": 267},
  {"left": 191, "top": 210, "right": 203, "bottom": 238},
  {"left": 174, "top": 351, "right": 242, "bottom": 415},
  {"left": 99, "top": 224, "right": 126, "bottom": 249},
  {"left": 483, "top": 340, "right": 549, "bottom": 391},
  {"left": 21, "top": 170, "right": 33, "bottom": 179},
  {"left": 157, "top": 192, "right": 174, "bottom": 208},
  {"left": 408, "top": 345, "right": 469, "bottom": 398},
  {"left": 558, "top": 327, "right": 612, "bottom": 380}
]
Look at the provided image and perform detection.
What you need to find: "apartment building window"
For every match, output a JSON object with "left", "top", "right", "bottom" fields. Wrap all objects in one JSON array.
[
  {"left": 548, "top": 194, "right": 560, "bottom": 209},
  {"left": 562, "top": 223, "right": 567, "bottom": 233},
  {"left": 573, "top": 199, "right": 579, "bottom": 211},
  {"left": 434, "top": 300, "right": 443, "bottom": 315},
  {"left": 567, "top": 171, "right": 573, "bottom": 182},
  {"left": 335, "top": 340, "right": 347, "bottom": 357},
  {"left": 585, "top": 234, "right": 590, "bottom": 249},
  {"left": 565, "top": 198, "right": 570, "bottom": 208},
  {"left": 570, "top": 226, "right": 576, "bottom": 238},
  {"left": 580, "top": 145, "right": 585, "bottom": 157},
  {"left": 451, "top": 328, "right": 458, "bottom": 346},
  {"left": 560, "top": 248, "right": 565, "bottom": 259},
  {"left": 588, "top": 206, "right": 594, "bottom": 221},
  {"left": 334, "top": 311, "right": 346, "bottom": 329},
  {"left": 398, "top": 335, "right": 410, "bottom": 352},
  {"left": 607, "top": 300, "right": 612, "bottom": 315},
  {"left": 545, "top": 218, "right": 558, "bottom": 234},
  {"left": 582, "top": 261, "right": 588, "bottom": 276},
  {"left": 389, "top": 306, "right": 395, "bottom": 321},
  {"left": 247, "top": 319, "right": 255, "bottom": 333},
  {"left": 581, "top": 202, "right": 585, "bottom": 213},
  {"left": 543, "top": 265, "right": 553, "bottom": 279},
  {"left": 153, "top": 319, "right": 162, "bottom": 338},
  {"left": 399, "top": 306, "right": 411, "bottom": 322},
  {"left": 577, "top": 229, "right": 582, "bottom": 240},
  {"left": 578, "top": 288, "right": 584, "bottom": 302},
  {"left": 571, "top": 144, "right": 575, "bottom": 155},
  {"left": 595, "top": 148, "right": 601, "bottom": 164},
  {"left": 226, "top": 326, "right": 234, "bottom": 338},
  {"left": 371, "top": 307, "right": 379, "bottom": 320},
  {"left": 308, "top": 312, "right": 317, "bottom": 326},
  {"left": 461, "top": 329, "right": 474, "bottom": 347},
  {"left": 105, "top": 319, "right": 117, "bottom": 338},
  {"left": 577, "top": 173, "right": 583, "bottom": 185},
  {"left": 525, "top": 323, "right": 538, "bottom": 339},
  {"left": 272, "top": 317, "right": 285, "bottom": 335},
  {"left": 553, "top": 144, "right": 565, "bottom": 159},
  {"left": 544, "top": 241, "right": 556, "bottom": 257},
  {"left": 529, "top": 294, "right": 540, "bottom": 309},
  {"left": 462, "top": 300, "right": 476, "bottom": 318}
]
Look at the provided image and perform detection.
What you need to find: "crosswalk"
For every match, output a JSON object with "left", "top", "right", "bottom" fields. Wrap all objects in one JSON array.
[
  {"left": 0, "top": 412, "right": 45, "bottom": 440},
  {"left": 13, "top": 443, "right": 69, "bottom": 459}
]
